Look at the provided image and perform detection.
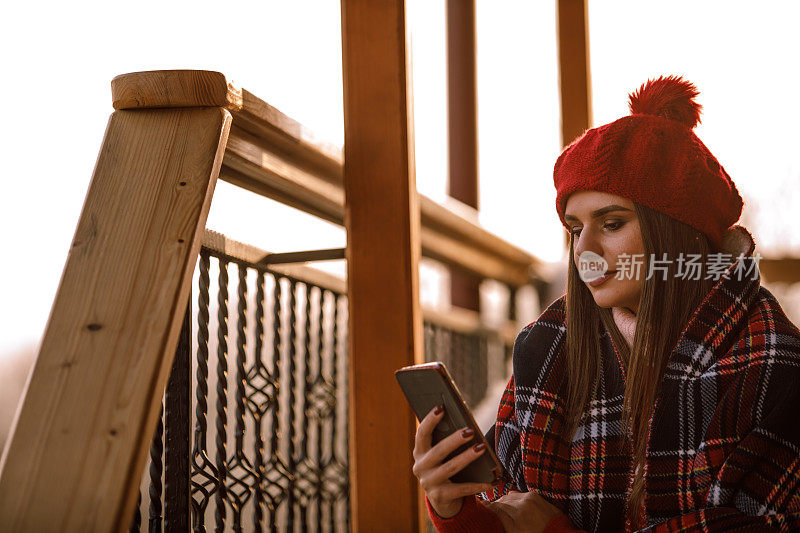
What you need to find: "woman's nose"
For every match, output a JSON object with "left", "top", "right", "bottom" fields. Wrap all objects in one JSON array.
[{"left": 574, "top": 227, "right": 603, "bottom": 258}]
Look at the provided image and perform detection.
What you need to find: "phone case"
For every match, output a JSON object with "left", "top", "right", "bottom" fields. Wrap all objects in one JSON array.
[{"left": 395, "top": 362, "right": 503, "bottom": 484}]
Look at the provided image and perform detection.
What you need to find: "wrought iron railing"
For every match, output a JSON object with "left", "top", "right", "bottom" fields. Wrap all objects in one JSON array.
[
  {"left": 130, "top": 241, "right": 350, "bottom": 533},
  {"left": 128, "top": 235, "right": 518, "bottom": 532},
  {"left": 423, "top": 324, "right": 487, "bottom": 409}
]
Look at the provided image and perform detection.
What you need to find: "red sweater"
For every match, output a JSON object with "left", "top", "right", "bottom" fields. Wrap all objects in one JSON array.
[{"left": 426, "top": 494, "right": 584, "bottom": 532}]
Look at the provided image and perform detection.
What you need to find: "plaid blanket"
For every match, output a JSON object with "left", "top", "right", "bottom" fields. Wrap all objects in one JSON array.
[{"left": 482, "top": 248, "right": 800, "bottom": 531}]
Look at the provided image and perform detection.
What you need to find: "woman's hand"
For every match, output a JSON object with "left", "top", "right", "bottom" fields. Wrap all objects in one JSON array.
[
  {"left": 481, "top": 490, "right": 563, "bottom": 533},
  {"left": 412, "top": 405, "right": 497, "bottom": 518}
]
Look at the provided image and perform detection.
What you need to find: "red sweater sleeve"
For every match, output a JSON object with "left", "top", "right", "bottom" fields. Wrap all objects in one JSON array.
[
  {"left": 426, "top": 495, "right": 503, "bottom": 532},
  {"left": 426, "top": 495, "right": 586, "bottom": 533},
  {"left": 543, "top": 512, "right": 587, "bottom": 533}
]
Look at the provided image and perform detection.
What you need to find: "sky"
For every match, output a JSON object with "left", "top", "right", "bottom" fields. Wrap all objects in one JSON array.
[{"left": 1, "top": 0, "right": 799, "bottom": 359}]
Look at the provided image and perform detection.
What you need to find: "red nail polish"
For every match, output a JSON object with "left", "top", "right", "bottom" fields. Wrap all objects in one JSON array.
[
  {"left": 433, "top": 404, "right": 444, "bottom": 415},
  {"left": 461, "top": 428, "right": 474, "bottom": 438},
  {"left": 473, "top": 442, "right": 485, "bottom": 452}
]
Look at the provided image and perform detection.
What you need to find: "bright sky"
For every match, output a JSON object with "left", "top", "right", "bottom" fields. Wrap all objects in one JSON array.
[{"left": 1, "top": 1, "right": 799, "bottom": 358}]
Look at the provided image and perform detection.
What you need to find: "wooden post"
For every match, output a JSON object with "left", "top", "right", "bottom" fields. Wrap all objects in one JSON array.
[
  {"left": 557, "top": 0, "right": 593, "bottom": 148},
  {"left": 340, "top": 1, "right": 424, "bottom": 531},
  {"left": 446, "top": 0, "right": 482, "bottom": 313},
  {"left": 0, "top": 71, "right": 231, "bottom": 531}
]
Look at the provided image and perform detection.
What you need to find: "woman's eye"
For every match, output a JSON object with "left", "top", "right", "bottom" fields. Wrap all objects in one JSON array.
[
  {"left": 604, "top": 220, "right": 623, "bottom": 231},
  {"left": 570, "top": 227, "right": 582, "bottom": 237}
]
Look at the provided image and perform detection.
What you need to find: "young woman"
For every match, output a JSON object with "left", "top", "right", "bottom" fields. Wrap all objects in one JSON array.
[{"left": 412, "top": 76, "right": 800, "bottom": 532}]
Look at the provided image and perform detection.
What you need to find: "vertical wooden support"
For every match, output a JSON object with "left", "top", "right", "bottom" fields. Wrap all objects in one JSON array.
[
  {"left": 340, "top": 2, "right": 423, "bottom": 531},
  {"left": 557, "top": 0, "right": 593, "bottom": 148},
  {"left": 0, "top": 71, "right": 231, "bottom": 531},
  {"left": 447, "top": 0, "right": 482, "bottom": 313}
]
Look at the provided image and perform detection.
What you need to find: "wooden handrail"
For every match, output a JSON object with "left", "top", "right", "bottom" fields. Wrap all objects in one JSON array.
[{"left": 112, "top": 70, "right": 547, "bottom": 288}]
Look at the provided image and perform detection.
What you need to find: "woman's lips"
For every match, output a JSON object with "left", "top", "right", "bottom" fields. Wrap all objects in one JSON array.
[{"left": 587, "top": 270, "right": 617, "bottom": 287}]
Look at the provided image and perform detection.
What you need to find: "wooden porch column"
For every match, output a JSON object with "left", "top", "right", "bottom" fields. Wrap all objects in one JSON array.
[
  {"left": 0, "top": 70, "right": 231, "bottom": 531},
  {"left": 447, "top": 0, "right": 481, "bottom": 313},
  {"left": 340, "top": 1, "right": 424, "bottom": 531},
  {"left": 557, "top": 0, "right": 593, "bottom": 148}
]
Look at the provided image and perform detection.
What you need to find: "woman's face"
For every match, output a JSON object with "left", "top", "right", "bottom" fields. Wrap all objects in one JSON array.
[{"left": 564, "top": 191, "right": 645, "bottom": 314}]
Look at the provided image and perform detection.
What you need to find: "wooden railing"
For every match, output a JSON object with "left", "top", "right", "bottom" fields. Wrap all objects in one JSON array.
[
  {"left": 0, "top": 65, "right": 546, "bottom": 531},
  {"left": 108, "top": 70, "right": 543, "bottom": 288}
]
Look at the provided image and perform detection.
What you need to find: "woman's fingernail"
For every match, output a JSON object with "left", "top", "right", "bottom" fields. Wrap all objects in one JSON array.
[
  {"left": 433, "top": 404, "right": 444, "bottom": 415},
  {"left": 461, "top": 428, "right": 474, "bottom": 438},
  {"left": 473, "top": 442, "right": 486, "bottom": 453}
]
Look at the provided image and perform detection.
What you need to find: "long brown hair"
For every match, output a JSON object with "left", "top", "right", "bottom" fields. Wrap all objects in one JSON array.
[{"left": 563, "top": 203, "right": 715, "bottom": 519}]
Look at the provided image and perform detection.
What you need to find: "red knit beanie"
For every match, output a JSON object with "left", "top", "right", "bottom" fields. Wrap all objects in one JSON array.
[{"left": 553, "top": 75, "right": 743, "bottom": 250}]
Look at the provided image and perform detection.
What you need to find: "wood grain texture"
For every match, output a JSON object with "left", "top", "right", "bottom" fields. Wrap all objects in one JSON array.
[
  {"left": 232, "top": 88, "right": 344, "bottom": 181},
  {"left": 112, "top": 70, "right": 543, "bottom": 284},
  {"left": 340, "top": 0, "right": 422, "bottom": 529},
  {"left": 0, "top": 107, "right": 231, "bottom": 531},
  {"left": 113, "top": 70, "right": 343, "bottom": 179},
  {"left": 112, "top": 69, "right": 242, "bottom": 110},
  {"left": 222, "top": 126, "right": 345, "bottom": 225},
  {"left": 220, "top": 127, "right": 543, "bottom": 286},
  {"left": 557, "top": 0, "right": 593, "bottom": 147}
]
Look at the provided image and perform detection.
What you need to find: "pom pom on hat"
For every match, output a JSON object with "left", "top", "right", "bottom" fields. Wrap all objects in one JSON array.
[
  {"left": 628, "top": 75, "right": 702, "bottom": 129},
  {"left": 553, "top": 75, "right": 743, "bottom": 249}
]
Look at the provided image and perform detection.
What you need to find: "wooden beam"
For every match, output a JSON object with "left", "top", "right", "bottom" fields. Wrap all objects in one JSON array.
[
  {"left": 759, "top": 257, "right": 800, "bottom": 284},
  {"left": 221, "top": 126, "right": 345, "bottom": 225},
  {"left": 0, "top": 77, "right": 231, "bottom": 530},
  {"left": 557, "top": 0, "right": 592, "bottom": 148},
  {"left": 113, "top": 71, "right": 544, "bottom": 287},
  {"left": 446, "top": 0, "right": 481, "bottom": 312},
  {"left": 113, "top": 70, "right": 344, "bottom": 182},
  {"left": 446, "top": 0, "right": 479, "bottom": 211},
  {"left": 340, "top": 1, "right": 422, "bottom": 530},
  {"left": 219, "top": 124, "right": 542, "bottom": 286},
  {"left": 111, "top": 69, "right": 242, "bottom": 110}
]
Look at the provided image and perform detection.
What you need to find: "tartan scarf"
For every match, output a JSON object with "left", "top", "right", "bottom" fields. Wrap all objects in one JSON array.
[{"left": 483, "top": 227, "right": 800, "bottom": 531}]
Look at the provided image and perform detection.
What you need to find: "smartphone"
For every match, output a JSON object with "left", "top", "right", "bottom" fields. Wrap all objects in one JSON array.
[{"left": 395, "top": 361, "right": 503, "bottom": 484}]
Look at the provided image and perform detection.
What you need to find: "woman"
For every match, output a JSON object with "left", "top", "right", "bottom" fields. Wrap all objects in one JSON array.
[{"left": 412, "top": 76, "right": 800, "bottom": 532}]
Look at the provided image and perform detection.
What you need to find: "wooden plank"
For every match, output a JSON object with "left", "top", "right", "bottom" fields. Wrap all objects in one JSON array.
[
  {"left": 111, "top": 70, "right": 543, "bottom": 285},
  {"left": 111, "top": 69, "right": 242, "bottom": 110},
  {"left": 420, "top": 226, "right": 531, "bottom": 287},
  {"left": 446, "top": 0, "right": 479, "bottom": 211},
  {"left": 113, "top": 70, "right": 343, "bottom": 182},
  {"left": 557, "top": 0, "right": 592, "bottom": 147},
  {"left": 232, "top": 88, "right": 344, "bottom": 181},
  {"left": 222, "top": 126, "right": 345, "bottom": 225},
  {"left": 0, "top": 106, "right": 231, "bottom": 531},
  {"left": 446, "top": 0, "right": 481, "bottom": 312},
  {"left": 220, "top": 125, "right": 542, "bottom": 286},
  {"left": 340, "top": 0, "right": 422, "bottom": 530},
  {"left": 759, "top": 257, "right": 800, "bottom": 284}
]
